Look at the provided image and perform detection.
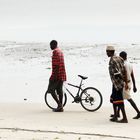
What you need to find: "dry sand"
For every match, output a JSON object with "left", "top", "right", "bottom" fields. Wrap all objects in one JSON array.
[
  {"left": 0, "top": 103, "right": 140, "bottom": 140},
  {"left": 0, "top": 42, "right": 140, "bottom": 139}
]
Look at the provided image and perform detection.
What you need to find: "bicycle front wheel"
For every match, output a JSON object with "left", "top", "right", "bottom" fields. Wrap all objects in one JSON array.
[
  {"left": 80, "top": 87, "right": 103, "bottom": 112},
  {"left": 44, "top": 92, "right": 67, "bottom": 110}
]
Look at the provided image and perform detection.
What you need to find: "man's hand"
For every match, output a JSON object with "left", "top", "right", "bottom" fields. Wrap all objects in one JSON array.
[{"left": 133, "top": 86, "right": 137, "bottom": 93}]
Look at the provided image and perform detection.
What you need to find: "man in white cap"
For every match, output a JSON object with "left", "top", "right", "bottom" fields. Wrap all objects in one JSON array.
[{"left": 106, "top": 46, "right": 128, "bottom": 123}]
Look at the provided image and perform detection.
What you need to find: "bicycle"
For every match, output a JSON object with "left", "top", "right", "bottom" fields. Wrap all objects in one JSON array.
[{"left": 45, "top": 75, "right": 103, "bottom": 112}]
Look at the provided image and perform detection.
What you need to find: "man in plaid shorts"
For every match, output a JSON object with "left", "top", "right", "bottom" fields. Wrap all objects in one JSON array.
[{"left": 47, "top": 40, "right": 66, "bottom": 112}]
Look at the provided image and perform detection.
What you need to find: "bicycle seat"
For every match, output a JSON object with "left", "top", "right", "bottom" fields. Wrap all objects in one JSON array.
[{"left": 78, "top": 75, "right": 88, "bottom": 80}]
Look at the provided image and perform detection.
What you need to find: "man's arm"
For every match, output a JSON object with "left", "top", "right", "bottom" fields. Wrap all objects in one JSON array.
[
  {"left": 51, "top": 50, "right": 59, "bottom": 80},
  {"left": 131, "top": 70, "right": 137, "bottom": 92},
  {"left": 124, "top": 66, "right": 128, "bottom": 90}
]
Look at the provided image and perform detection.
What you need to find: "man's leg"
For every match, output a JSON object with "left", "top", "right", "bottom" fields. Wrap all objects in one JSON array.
[
  {"left": 110, "top": 86, "right": 119, "bottom": 121},
  {"left": 51, "top": 91, "right": 61, "bottom": 106},
  {"left": 118, "top": 104, "right": 128, "bottom": 123},
  {"left": 110, "top": 104, "right": 118, "bottom": 122},
  {"left": 110, "top": 87, "right": 128, "bottom": 123},
  {"left": 56, "top": 81, "right": 63, "bottom": 109},
  {"left": 47, "top": 80, "right": 61, "bottom": 109},
  {"left": 116, "top": 88, "right": 128, "bottom": 123},
  {"left": 128, "top": 98, "right": 140, "bottom": 113},
  {"left": 110, "top": 107, "right": 120, "bottom": 118},
  {"left": 128, "top": 98, "right": 140, "bottom": 119},
  {"left": 117, "top": 107, "right": 121, "bottom": 117}
]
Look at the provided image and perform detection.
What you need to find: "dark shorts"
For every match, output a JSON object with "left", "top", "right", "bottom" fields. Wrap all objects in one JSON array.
[
  {"left": 47, "top": 80, "right": 63, "bottom": 95},
  {"left": 110, "top": 85, "right": 124, "bottom": 105}
]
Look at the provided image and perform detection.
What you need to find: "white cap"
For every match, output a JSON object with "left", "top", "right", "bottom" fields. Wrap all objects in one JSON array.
[{"left": 106, "top": 46, "right": 115, "bottom": 51}]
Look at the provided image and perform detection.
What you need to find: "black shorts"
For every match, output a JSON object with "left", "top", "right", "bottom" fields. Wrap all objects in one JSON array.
[
  {"left": 47, "top": 80, "right": 63, "bottom": 94},
  {"left": 110, "top": 85, "right": 124, "bottom": 105}
]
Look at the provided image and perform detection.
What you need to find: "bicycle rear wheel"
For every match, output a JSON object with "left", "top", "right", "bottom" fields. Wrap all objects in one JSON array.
[
  {"left": 80, "top": 87, "right": 103, "bottom": 112},
  {"left": 44, "top": 92, "right": 67, "bottom": 110}
]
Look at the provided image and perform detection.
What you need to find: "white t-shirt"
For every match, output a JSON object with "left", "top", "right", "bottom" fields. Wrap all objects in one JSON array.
[
  {"left": 123, "top": 60, "right": 133, "bottom": 99},
  {"left": 124, "top": 60, "right": 133, "bottom": 86}
]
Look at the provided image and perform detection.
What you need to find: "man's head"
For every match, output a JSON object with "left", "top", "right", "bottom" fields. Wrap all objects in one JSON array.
[
  {"left": 50, "top": 40, "right": 58, "bottom": 50},
  {"left": 119, "top": 51, "right": 127, "bottom": 60},
  {"left": 106, "top": 46, "right": 115, "bottom": 57}
]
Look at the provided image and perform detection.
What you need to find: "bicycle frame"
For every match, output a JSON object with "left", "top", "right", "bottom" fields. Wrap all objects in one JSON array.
[{"left": 64, "top": 78, "right": 84, "bottom": 100}]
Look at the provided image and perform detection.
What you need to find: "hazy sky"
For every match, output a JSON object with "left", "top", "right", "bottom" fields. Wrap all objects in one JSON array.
[{"left": 0, "top": 0, "right": 140, "bottom": 43}]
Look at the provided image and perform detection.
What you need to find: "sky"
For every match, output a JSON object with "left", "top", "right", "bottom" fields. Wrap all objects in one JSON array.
[{"left": 0, "top": 0, "right": 140, "bottom": 43}]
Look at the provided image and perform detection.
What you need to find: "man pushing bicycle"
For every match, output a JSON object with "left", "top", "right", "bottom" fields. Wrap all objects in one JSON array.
[{"left": 46, "top": 40, "right": 67, "bottom": 112}]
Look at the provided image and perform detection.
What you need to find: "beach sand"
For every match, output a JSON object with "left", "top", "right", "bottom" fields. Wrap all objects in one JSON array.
[
  {"left": 0, "top": 42, "right": 140, "bottom": 139},
  {"left": 0, "top": 103, "right": 140, "bottom": 140}
]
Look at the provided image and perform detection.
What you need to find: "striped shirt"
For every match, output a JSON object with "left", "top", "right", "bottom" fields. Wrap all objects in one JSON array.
[
  {"left": 109, "top": 56, "right": 125, "bottom": 91},
  {"left": 50, "top": 47, "right": 66, "bottom": 81}
]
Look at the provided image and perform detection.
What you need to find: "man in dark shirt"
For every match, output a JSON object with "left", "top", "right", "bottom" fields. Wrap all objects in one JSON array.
[
  {"left": 106, "top": 46, "right": 128, "bottom": 123},
  {"left": 47, "top": 40, "right": 66, "bottom": 112}
]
